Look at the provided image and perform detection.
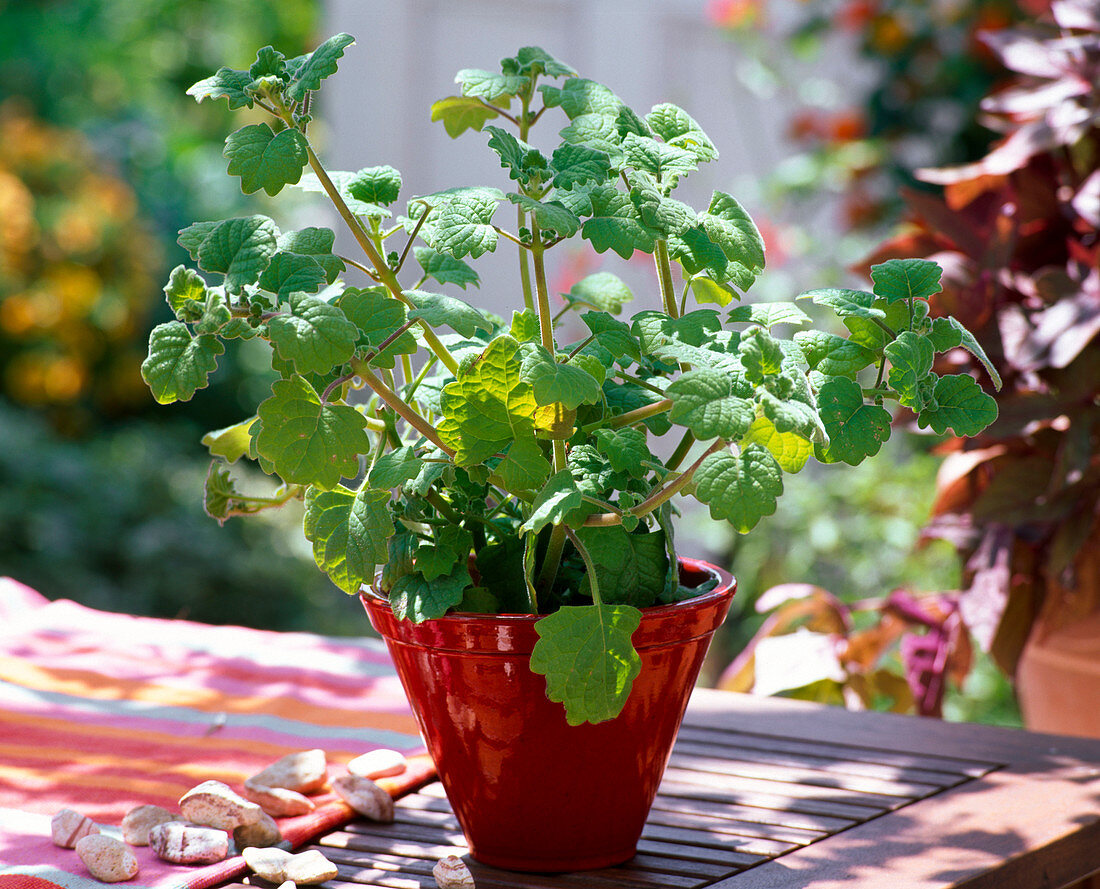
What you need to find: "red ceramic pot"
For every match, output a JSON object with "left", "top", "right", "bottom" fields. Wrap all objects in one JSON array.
[{"left": 361, "top": 557, "right": 735, "bottom": 873}]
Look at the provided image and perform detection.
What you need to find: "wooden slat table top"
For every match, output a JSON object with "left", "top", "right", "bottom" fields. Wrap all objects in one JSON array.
[{"left": 232, "top": 689, "right": 1100, "bottom": 889}]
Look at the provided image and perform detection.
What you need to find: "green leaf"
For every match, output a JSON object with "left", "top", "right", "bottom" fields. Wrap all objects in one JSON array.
[
  {"left": 224, "top": 123, "right": 308, "bottom": 197},
  {"left": 427, "top": 189, "right": 502, "bottom": 259},
  {"left": 367, "top": 446, "right": 422, "bottom": 490},
  {"left": 739, "top": 328, "right": 786, "bottom": 381},
  {"left": 575, "top": 525, "right": 669, "bottom": 607},
  {"left": 550, "top": 142, "right": 613, "bottom": 189},
  {"left": 689, "top": 277, "right": 737, "bottom": 308},
  {"left": 884, "top": 331, "right": 934, "bottom": 410},
  {"left": 563, "top": 272, "right": 633, "bottom": 314},
  {"left": 594, "top": 427, "right": 653, "bottom": 477},
  {"left": 510, "top": 309, "right": 541, "bottom": 343},
  {"left": 438, "top": 336, "right": 539, "bottom": 466},
  {"left": 404, "top": 289, "right": 493, "bottom": 337},
  {"left": 936, "top": 317, "right": 1003, "bottom": 390},
  {"left": 142, "top": 321, "right": 224, "bottom": 404},
  {"left": 520, "top": 470, "right": 585, "bottom": 535},
  {"left": 202, "top": 417, "right": 257, "bottom": 463},
  {"left": 266, "top": 292, "right": 358, "bottom": 375},
  {"left": 698, "top": 191, "right": 765, "bottom": 284},
  {"left": 258, "top": 251, "right": 327, "bottom": 299},
  {"left": 801, "top": 288, "right": 885, "bottom": 322},
  {"left": 694, "top": 445, "right": 784, "bottom": 533},
  {"left": 304, "top": 484, "right": 393, "bottom": 594},
  {"left": 346, "top": 165, "right": 402, "bottom": 206},
  {"left": 178, "top": 221, "right": 219, "bottom": 260},
  {"left": 870, "top": 258, "right": 943, "bottom": 304},
  {"left": 455, "top": 68, "right": 527, "bottom": 101},
  {"left": 187, "top": 67, "right": 254, "bottom": 109},
  {"left": 667, "top": 369, "right": 756, "bottom": 440},
  {"left": 520, "top": 346, "right": 603, "bottom": 408},
  {"left": 816, "top": 376, "right": 892, "bottom": 465},
  {"left": 249, "top": 46, "right": 287, "bottom": 80},
  {"left": 508, "top": 46, "right": 578, "bottom": 79},
  {"left": 490, "top": 433, "right": 551, "bottom": 496},
  {"left": 430, "top": 95, "right": 500, "bottom": 138},
  {"left": 794, "top": 331, "right": 876, "bottom": 378},
  {"left": 622, "top": 133, "right": 697, "bottom": 183},
  {"left": 581, "top": 186, "right": 657, "bottom": 259},
  {"left": 255, "top": 375, "right": 369, "bottom": 488},
  {"left": 486, "top": 126, "right": 549, "bottom": 185},
  {"left": 508, "top": 193, "right": 580, "bottom": 237},
  {"left": 194, "top": 290, "right": 231, "bottom": 335},
  {"left": 917, "top": 374, "right": 998, "bottom": 436},
  {"left": 628, "top": 171, "right": 696, "bottom": 237},
  {"left": 559, "top": 114, "right": 627, "bottom": 167},
  {"left": 728, "top": 302, "right": 811, "bottom": 329},
  {"left": 390, "top": 564, "right": 471, "bottom": 623},
  {"left": 336, "top": 287, "right": 417, "bottom": 369},
  {"left": 297, "top": 170, "right": 391, "bottom": 218},
  {"left": 645, "top": 103, "right": 717, "bottom": 163},
  {"left": 277, "top": 228, "right": 345, "bottom": 283},
  {"left": 286, "top": 33, "right": 355, "bottom": 102},
  {"left": 582, "top": 311, "right": 642, "bottom": 363},
  {"left": 530, "top": 604, "right": 643, "bottom": 726},
  {"left": 415, "top": 526, "right": 471, "bottom": 584},
  {"left": 542, "top": 78, "right": 623, "bottom": 118},
  {"left": 163, "top": 265, "right": 207, "bottom": 320},
  {"left": 741, "top": 415, "right": 812, "bottom": 473},
  {"left": 196, "top": 216, "right": 278, "bottom": 291},
  {"left": 413, "top": 247, "right": 479, "bottom": 290}
]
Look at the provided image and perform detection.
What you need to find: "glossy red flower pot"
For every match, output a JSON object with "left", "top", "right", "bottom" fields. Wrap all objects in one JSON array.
[{"left": 361, "top": 557, "right": 735, "bottom": 873}]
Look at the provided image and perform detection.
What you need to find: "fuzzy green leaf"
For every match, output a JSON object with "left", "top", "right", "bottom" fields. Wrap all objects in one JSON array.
[
  {"left": 413, "top": 247, "right": 479, "bottom": 290},
  {"left": 558, "top": 114, "right": 626, "bottom": 167},
  {"left": 668, "top": 368, "right": 756, "bottom": 440},
  {"left": 508, "top": 193, "right": 580, "bottom": 237},
  {"left": 258, "top": 252, "right": 327, "bottom": 299},
  {"left": 550, "top": 142, "right": 613, "bottom": 189},
  {"left": 575, "top": 525, "right": 669, "bottom": 607},
  {"left": 266, "top": 292, "right": 357, "bottom": 375},
  {"left": 688, "top": 277, "right": 737, "bottom": 308},
  {"left": 917, "top": 374, "right": 998, "bottom": 436},
  {"left": 336, "top": 287, "right": 417, "bottom": 369},
  {"left": 542, "top": 78, "right": 623, "bottom": 118},
  {"left": 390, "top": 563, "right": 471, "bottom": 623},
  {"left": 163, "top": 265, "right": 207, "bottom": 320},
  {"left": 427, "top": 190, "right": 502, "bottom": 259},
  {"left": 224, "top": 123, "right": 308, "bottom": 197},
  {"left": 594, "top": 427, "right": 653, "bottom": 477},
  {"left": 870, "top": 258, "right": 943, "bottom": 304},
  {"left": 142, "top": 321, "right": 224, "bottom": 404},
  {"left": 739, "top": 328, "right": 786, "bottom": 381},
  {"left": 404, "top": 289, "right": 493, "bottom": 337},
  {"left": 582, "top": 311, "right": 642, "bottom": 363},
  {"left": 255, "top": 375, "right": 368, "bottom": 488},
  {"left": 801, "top": 288, "right": 886, "bottom": 322},
  {"left": 346, "top": 165, "right": 402, "bottom": 206},
  {"left": 490, "top": 435, "right": 552, "bottom": 496},
  {"left": 277, "top": 228, "right": 345, "bottom": 283},
  {"left": 581, "top": 186, "right": 657, "bottom": 259},
  {"left": 196, "top": 216, "right": 278, "bottom": 291},
  {"left": 622, "top": 133, "right": 697, "bottom": 183},
  {"left": 178, "top": 221, "right": 219, "bottom": 260},
  {"left": 520, "top": 346, "right": 603, "bottom": 408},
  {"left": 697, "top": 191, "right": 765, "bottom": 284},
  {"left": 187, "top": 67, "right": 254, "bottom": 109},
  {"left": 645, "top": 103, "right": 717, "bottom": 163},
  {"left": 296, "top": 170, "right": 391, "bottom": 218},
  {"left": 202, "top": 417, "right": 257, "bottom": 464},
  {"left": 694, "top": 445, "right": 784, "bottom": 533},
  {"left": 794, "top": 331, "right": 877, "bottom": 378},
  {"left": 934, "top": 317, "right": 1003, "bottom": 390},
  {"left": 728, "top": 302, "right": 811, "bottom": 329},
  {"left": 304, "top": 484, "right": 393, "bottom": 594},
  {"left": 816, "top": 376, "right": 892, "bottom": 465},
  {"left": 521, "top": 470, "right": 585, "bottom": 535},
  {"left": 628, "top": 171, "right": 696, "bottom": 237},
  {"left": 563, "top": 272, "right": 633, "bottom": 314},
  {"left": 885, "top": 331, "right": 935, "bottom": 410},
  {"left": 741, "top": 415, "right": 812, "bottom": 473},
  {"left": 430, "top": 95, "right": 501, "bottom": 138},
  {"left": 367, "top": 446, "right": 422, "bottom": 490},
  {"left": 286, "top": 33, "right": 355, "bottom": 101},
  {"left": 508, "top": 46, "right": 578, "bottom": 79},
  {"left": 455, "top": 68, "right": 527, "bottom": 101},
  {"left": 530, "top": 604, "right": 643, "bottom": 726},
  {"left": 486, "top": 126, "right": 549, "bottom": 185}
]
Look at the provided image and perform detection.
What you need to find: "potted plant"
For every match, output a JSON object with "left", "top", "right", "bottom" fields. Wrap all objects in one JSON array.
[{"left": 142, "top": 34, "right": 999, "bottom": 871}]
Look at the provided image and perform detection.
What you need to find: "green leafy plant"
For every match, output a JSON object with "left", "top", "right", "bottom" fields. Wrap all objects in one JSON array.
[{"left": 144, "top": 34, "right": 999, "bottom": 725}]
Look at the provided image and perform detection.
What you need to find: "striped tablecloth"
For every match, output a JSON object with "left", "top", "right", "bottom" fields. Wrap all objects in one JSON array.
[{"left": 0, "top": 577, "right": 431, "bottom": 889}]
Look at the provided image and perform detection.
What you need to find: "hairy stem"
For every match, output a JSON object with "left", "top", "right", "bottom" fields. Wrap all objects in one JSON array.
[
  {"left": 655, "top": 240, "right": 679, "bottom": 319},
  {"left": 352, "top": 360, "right": 454, "bottom": 455}
]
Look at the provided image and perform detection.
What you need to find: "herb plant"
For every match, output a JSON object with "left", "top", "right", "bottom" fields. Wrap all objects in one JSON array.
[{"left": 143, "top": 34, "right": 1000, "bottom": 724}]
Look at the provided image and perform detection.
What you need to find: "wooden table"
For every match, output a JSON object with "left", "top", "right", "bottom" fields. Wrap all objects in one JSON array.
[{"left": 237, "top": 689, "right": 1100, "bottom": 888}]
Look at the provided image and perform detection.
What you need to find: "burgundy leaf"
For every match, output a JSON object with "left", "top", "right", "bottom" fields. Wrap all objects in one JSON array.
[
  {"left": 1053, "top": 0, "right": 1100, "bottom": 30},
  {"left": 959, "top": 525, "right": 1014, "bottom": 652},
  {"left": 1072, "top": 170, "right": 1100, "bottom": 227}
]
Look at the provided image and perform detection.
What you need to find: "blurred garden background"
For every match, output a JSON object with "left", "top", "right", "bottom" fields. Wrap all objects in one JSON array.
[{"left": 4, "top": 0, "right": 1097, "bottom": 731}]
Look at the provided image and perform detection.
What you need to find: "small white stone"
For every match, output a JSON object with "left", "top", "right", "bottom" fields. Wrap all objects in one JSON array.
[
  {"left": 283, "top": 849, "right": 338, "bottom": 885},
  {"left": 332, "top": 774, "right": 394, "bottom": 823},
  {"left": 242, "top": 778, "right": 315, "bottom": 817},
  {"left": 233, "top": 810, "right": 282, "bottom": 848},
  {"left": 75, "top": 835, "right": 139, "bottom": 883},
  {"left": 248, "top": 749, "right": 327, "bottom": 794},
  {"left": 148, "top": 821, "right": 229, "bottom": 865},
  {"left": 179, "top": 779, "right": 263, "bottom": 830},
  {"left": 347, "top": 748, "right": 407, "bottom": 781},
  {"left": 433, "top": 855, "right": 475, "bottom": 889},
  {"left": 243, "top": 845, "right": 292, "bottom": 882},
  {"left": 51, "top": 808, "right": 99, "bottom": 848},
  {"left": 121, "top": 804, "right": 176, "bottom": 846},
  {"left": 277, "top": 882, "right": 296, "bottom": 889}
]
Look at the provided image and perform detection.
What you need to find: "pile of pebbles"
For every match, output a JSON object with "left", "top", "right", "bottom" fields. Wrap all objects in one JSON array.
[{"left": 50, "top": 747, "right": 473, "bottom": 887}]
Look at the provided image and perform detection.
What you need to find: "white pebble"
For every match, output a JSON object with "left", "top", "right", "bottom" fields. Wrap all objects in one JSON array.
[
  {"left": 283, "top": 849, "right": 338, "bottom": 885},
  {"left": 242, "top": 778, "right": 315, "bottom": 817},
  {"left": 346, "top": 748, "right": 407, "bottom": 780},
  {"left": 51, "top": 808, "right": 98, "bottom": 848},
  {"left": 332, "top": 774, "right": 394, "bottom": 822},
  {"left": 243, "top": 845, "right": 292, "bottom": 882},
  {"left": 149, "top": 821, "right": 229, "bottom": 865},
  {"left": 75, "top": 835, "right": 139, "bottom": 883},
  {"left": 248, "top": 749, "right": 327, "bottom": 794},
  {"left": 179, "top": 779, "right": 262, "bottom": 830},
  {"left": 433, "top": 855, "right": 475, "bottom": 888},
  {"left": 233, "top": 810, "right": 282, "bottom": 848},
  {"left": 121, "top": 804, "right": 176, "bottom": 846}
]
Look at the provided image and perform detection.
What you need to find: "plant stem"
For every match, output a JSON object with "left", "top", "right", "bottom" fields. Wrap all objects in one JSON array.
[
  {"left": 564, "top": 527, "right": 601, "bottom": 605},
  {"left": 352, "top": 360, "right": 454, "bottom": 455},
  {"left": 666, "top": 429, "right": 696, "bottom": 472},
  {"left": 425, "top": 489, "right": 462, "bottom": 524},
  {"left": 655, "top": 240, "right": 679, "bottom": 319},
  {"left": 517, "top": 205, "right": 535, "bottom": 313},
  {"left": 605, "top": 398, "right": 674, "bottom": 430}
]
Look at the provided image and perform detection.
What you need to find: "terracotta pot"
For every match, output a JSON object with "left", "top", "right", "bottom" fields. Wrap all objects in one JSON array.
[
  {"left": 361, "top": 557, "right": 735, "bottom": 872},
  {"left": 1017, "top": 610, "right": 1100, "bottom": 739}
]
